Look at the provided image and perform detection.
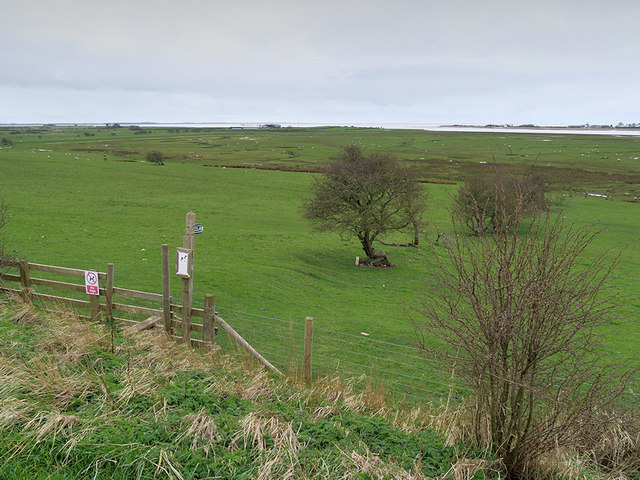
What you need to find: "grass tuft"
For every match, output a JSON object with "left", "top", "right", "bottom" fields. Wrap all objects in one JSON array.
[
  {"left": 0, "top": 397, "right": 32, "bottom": 429},
  {"left": 341, "top": 445, "right": 427, "bottom": 479},
  {"left": 26, "top": 411, "right": 80, "bottom": 443},
  {"left": 178, "top": 408, "right": 220, "bottom": 455},
  {"left": 9, "top": 303, "right": 39, "bottom": 325}
]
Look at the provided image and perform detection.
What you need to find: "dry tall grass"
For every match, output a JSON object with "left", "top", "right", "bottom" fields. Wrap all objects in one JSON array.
[
  {"left": 340, "top": 445, "right": 429, "bottom": 480},
  {"left": 178, "top": 408, "right": 220, "bottom": 455},
  {"left": 426, "top": 396, "right": 640, "bottom": 480}
]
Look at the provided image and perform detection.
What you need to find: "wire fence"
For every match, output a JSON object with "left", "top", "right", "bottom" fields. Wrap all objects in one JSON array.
[
  {"left": 212, "top": 305, "right": 462, "bottom": 405},
  {"left": 2, "top": 259, "right": 636, "bottom": 408},
  {"left": 207, "top": 304, "right": 638, "bottom": 407}
]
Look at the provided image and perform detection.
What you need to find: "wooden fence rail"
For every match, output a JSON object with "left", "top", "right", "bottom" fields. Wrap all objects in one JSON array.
[{"left": 0, "top": 258, "right": 282, "bottom": 375}]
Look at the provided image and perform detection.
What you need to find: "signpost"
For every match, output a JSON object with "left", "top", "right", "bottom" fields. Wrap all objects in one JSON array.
[
  {"left": 181, "top": 212, "right": 196, "bottom": 345},
  {"left": 85, "top": 270, "right": 101, "bottom": 321},
  {"left": 161, "top": 214, "right": 200, "bottom": 342}
]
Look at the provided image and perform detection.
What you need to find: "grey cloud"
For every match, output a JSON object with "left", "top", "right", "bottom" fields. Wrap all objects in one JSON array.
[{"left": 2, "top": 0, "right": 639, "bottom": 124}]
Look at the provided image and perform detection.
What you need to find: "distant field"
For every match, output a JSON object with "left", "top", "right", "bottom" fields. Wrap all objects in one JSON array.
[
  {"left": 1, "top": 125, "right": 638, "bottom": 396},
  {"left": 3, "top": 124, "right": 640, "bottom": 193}
]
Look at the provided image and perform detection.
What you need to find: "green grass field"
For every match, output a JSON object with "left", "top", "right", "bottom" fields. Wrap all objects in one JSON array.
[{"left": 1, "top": 125, "right": 638, "bottom": 398}]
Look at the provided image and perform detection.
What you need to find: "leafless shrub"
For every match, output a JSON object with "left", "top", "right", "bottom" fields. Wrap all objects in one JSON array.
[
  {"left": 145, "top": 150, "right": 165, "bottom": 165},
  {"left": 413, "top": 170, "right": 638, "bottom": 479},
  {"left": 454, "top": 165, "right": 548, "bottom": 235}
]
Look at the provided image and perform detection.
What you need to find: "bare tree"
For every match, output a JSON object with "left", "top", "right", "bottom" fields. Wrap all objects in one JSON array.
[
  {"left": 146, "top": 150, "right": 165, "bottom": 165},
  {"left": 303, "top": 146, "right": 426, "bottom": 267},
  {"left": 455, "top": 166, "right": 548, "bottom": 235},
  {"left": 413, "top": 173, "right": 636, "bottom": 479}
]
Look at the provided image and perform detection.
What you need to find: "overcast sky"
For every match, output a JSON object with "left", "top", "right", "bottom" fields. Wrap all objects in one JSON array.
[{"left": 2, "top": 0, "right": 639, "bottom": 125}]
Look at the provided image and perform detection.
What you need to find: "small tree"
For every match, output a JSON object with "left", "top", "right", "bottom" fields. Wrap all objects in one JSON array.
[
  {"left": 303, "top": 146, "right": 426, "bottom": 267},
  {"left": 455, "top": 167, "right": 548, "bottom": 235},
  {"left": 413, "top": 174, "right": 636, "bottom": 479},
  {"left": 146, "top": 150, "right": 165, "bottom": 165}
]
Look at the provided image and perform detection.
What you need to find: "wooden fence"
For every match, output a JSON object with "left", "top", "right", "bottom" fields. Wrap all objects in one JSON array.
[{"left": 0, "top": 258, "right": 283, "bottom": 376}]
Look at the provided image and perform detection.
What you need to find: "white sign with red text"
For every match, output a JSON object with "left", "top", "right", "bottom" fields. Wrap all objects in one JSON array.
[{"left": 84, "top": 270, "right": 99, "bottom": 295}]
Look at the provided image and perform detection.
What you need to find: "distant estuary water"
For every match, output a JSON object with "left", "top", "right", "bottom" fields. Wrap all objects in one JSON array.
[
  {"left": 123, "top": 123, "right": 640, "bottom": 136},
  {"left": 11, "top": 122, "right": 640, "bottom": 136}
]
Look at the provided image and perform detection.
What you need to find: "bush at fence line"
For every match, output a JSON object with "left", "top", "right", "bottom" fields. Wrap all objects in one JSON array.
[{"left": 413, "top": 171, "right": 639, "bottom": 480}]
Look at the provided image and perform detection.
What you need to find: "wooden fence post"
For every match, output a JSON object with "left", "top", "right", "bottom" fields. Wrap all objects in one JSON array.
[
  {"left": 182, "top": 211, "right": 196, "bottom": 345},
  {"left": 161, "top": 244, "right": 172, "bottom": 335},
  {"left": 106, "top": 263, "right": 114, "bottom": 322},
  {"left": 19, "top": 259, "right": 33, "bottom": 303},
  {"left": 303, "top": 316, "right": 314, "bottom": 384},
  {"left": 203, "top": 293, "right": 216, "bottom": 346},
  {"left": 89, "top": 275, "right": 101, "bottom": 321}
]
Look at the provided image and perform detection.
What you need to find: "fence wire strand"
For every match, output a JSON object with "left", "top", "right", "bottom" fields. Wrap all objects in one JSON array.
[{"left": 210, "top": 304, "right": 456, "bottom": 404}]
